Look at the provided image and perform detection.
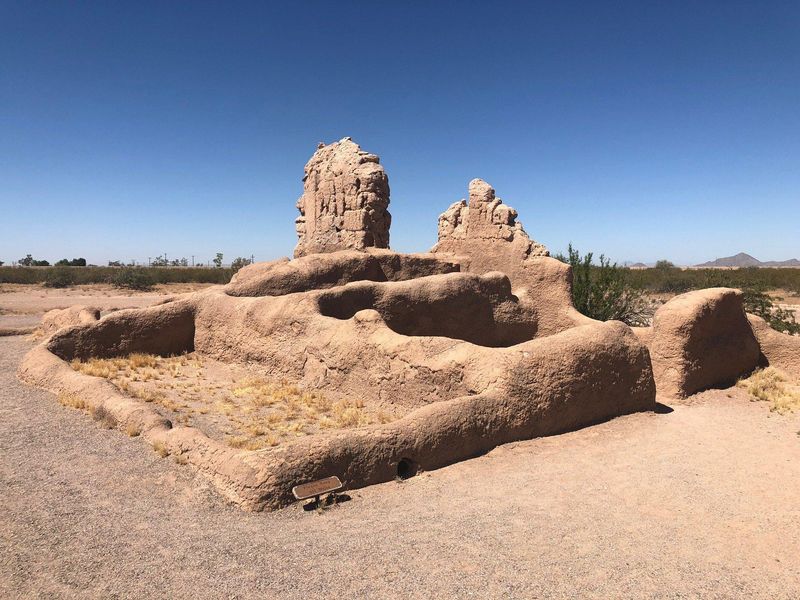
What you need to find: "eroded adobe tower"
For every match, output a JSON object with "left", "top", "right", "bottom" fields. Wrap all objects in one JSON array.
[
  {"left": 432, "top": 178, "right": 549, "bottom": 260},
  {"left": 294, "top": 137, "right": 391, "bottom": 258}
]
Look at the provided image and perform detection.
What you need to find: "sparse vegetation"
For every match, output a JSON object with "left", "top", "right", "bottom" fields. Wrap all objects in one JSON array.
[
  {"left": 57, "top": 392, "right": 88, "bottom": 410},
  {"left": 57, "top": 391, "right": 118, "bottom": 428},
  {"left": 91, "top": 404, "right": 118, "bottom": 429},
  {"left": 741, "top": 287, "right": 800, "bottom": 335},
  {"left": 69, "top": 353, "right": 395, "bottom": 451},
  {"left": 0, "top": 265, "right": 235, "bottom": 285},
  {"left": 231, "top": 256, "right": 253, "bottom": 273},
  {"left": 549, "top": 257, "right": 800, "bottom": 334},
  {"left": 737, "top": 368, "right": 800, "bottom": 414},
  {"left": 43, "top": 266, "right": 76, "bottom": 288},
  {"left": 152, "top": 440, "right": 170, "bottom": 457},
  {"left": 626, "top": 266, "right": 800, "bottom": 296},
  {"left": 109, "top": 267, "right": 155, "bottom": 291},
  {"left": 555, "top": 244, "right": 652, "bottom": 326}
]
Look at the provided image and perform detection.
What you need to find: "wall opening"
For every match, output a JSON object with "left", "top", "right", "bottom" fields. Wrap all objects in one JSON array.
[{"left": 397, "top": 457, "right": 418, "bottom": 480}]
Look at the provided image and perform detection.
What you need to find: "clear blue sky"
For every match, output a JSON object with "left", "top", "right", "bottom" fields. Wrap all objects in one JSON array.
[{"left": 1, "top": 1, "right": 798, "bottom": 266}]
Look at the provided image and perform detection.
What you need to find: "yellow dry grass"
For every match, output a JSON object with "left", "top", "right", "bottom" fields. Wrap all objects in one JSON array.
[
  {"left": 737, "top": 367, "right": 800, "bottom": 415},
  {"left": 226, "top": 377, "right": 393, "bottom": 450},
  {"left": 152, "top": 440, "right": 169, "bottom": 457},
  {"left": 71, "top": 353, "right": 199, "bottom": 414},
  {"left": 70, "top": 354, "right": 398, "bottom": 451},
  {"left": 57, "top": 392, "right": 88, "bottom": 410}
]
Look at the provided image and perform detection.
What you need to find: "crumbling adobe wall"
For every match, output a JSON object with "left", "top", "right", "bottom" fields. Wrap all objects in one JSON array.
[
  {"left": 21, "top": 285, "right": 656, "bottom": 511},
  {"left": 431, "top": 179, "right": 592, "bottom": 336},
  {"left": 226, "top": 249, "right": 459, "bottom": 297},
  {"left": 294, "top": 138, "right": 391, "bottom": 257},
  {"left": 747, "top": 313, "right": 800, "bottom": 373},
  {"left": 39, "top": 305, "right": 101, "bottom": 337},
  {"left": 433, "top": 178, "right": 548, "bottom": 262},
  {"left": 645, "top": 288, "right": 761, "bottom": 398}
]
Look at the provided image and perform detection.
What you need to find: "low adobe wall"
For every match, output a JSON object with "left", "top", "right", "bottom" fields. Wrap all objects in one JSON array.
[
  {"left": 747, "top": 314, "right": 800, "bottom": 373},
  {"left": 639, "top": 288, "right": 762, "bottom": 398},
  {"left": 19, "top": 281, "right": 656, "bottom": 511}
]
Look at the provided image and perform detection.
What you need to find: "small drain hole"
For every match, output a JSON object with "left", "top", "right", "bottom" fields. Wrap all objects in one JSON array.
[{"left": 397, "top": 457, "right": 418, "bottom": 480}]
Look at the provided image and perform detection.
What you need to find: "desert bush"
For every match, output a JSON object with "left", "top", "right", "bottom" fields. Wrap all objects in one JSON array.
[
  {"left": 110, "top": 268, "right": 155, "bottom": 291},
  {"left": 742, "top": 286, "right": 800, "bottom": 335},
  {"left": 556, "top": 244, "right": 651, "bottom": 326},
  {"left": 626, "top": 266, "right": 800, "bottom": 295},
  {"left": 231, "top": 256, "right": 253, "bottom": 273},
  {"left": 43, "top": 266, "right": 76, "bottom": 288},
  {"left": 91, "top": 404, "right": 118, "bottom": 429}
]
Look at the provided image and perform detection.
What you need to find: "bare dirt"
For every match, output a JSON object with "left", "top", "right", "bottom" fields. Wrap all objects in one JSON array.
[
  {"left": 0, "top": 283, "right": 210, "bottom": 325},
  {"left": 3, "top": 332, "right": 800, "bottom": 598}
]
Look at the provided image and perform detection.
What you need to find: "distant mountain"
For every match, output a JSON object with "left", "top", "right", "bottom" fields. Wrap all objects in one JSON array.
[
  {"left": 695, "top": 252, "right": 800, "bottom": 268},
  {"left": 761, "top": 258, "right": 800, "bottom": 267},
  {"left": 628, "top": 262, "right": 649, "bottom": 268}
]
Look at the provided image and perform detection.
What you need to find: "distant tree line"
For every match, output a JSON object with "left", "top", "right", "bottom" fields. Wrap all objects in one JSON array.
[{"left": 5, "top": 252, "right": 255, "bottom": 271}]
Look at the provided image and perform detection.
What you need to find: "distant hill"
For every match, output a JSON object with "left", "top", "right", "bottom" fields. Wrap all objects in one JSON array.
[
  {"left": 628, "top": 262, "right": 649, "bottom": 268},
  {"left": 760, "top": 258, "right": 800, "bottom": 267},
  {"left": 694, "top": 252, "right": 800, "bottom": 268}
]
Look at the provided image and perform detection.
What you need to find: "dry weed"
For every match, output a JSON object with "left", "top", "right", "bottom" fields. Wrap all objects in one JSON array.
[
  {"left": 91, "top": 404, "right": 118, "bottom": 429},
  {"left": 737, "top": 367, "right": 800, "bottom": 414},
  {"left": 70, "top": 353, "right": 397, "bottom": 451},
  {"left": 152, "top": 441, "right": 169, "bottom": 457},
  {"left": 57, "top": 392, "right": 88, "bottom": 410}
]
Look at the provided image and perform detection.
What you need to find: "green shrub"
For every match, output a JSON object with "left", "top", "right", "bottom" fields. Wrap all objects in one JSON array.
[
  {"left": 742, "top": 286, "right": 800, "bottom": 335},
  {"left": 55, "top": 258, "right": 86, "bottom": 266},
  {"left": 231, "top": 256, "right": 253, "bottom": 273},
  {"left": 43, "top": 266, "right": 76, "bottom": 288},
  {"left": 0, "top": 266, "right": 235, "bottom": 285},
  {"left": 110, "top": 268, "right": 155, "bottom": 291},
  {"left": 556, "top": 244, "right": 651, "bottom": 326}
]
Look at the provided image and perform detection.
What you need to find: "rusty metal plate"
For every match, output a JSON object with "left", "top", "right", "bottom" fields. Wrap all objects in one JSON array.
[{"left": 292, "top": 475, "right": 343, "bottom": 500}]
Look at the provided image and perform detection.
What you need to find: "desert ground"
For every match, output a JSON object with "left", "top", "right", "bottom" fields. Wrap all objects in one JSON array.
[
  {"left": 2, "top": 285, "right": 800, "bottom": 598},
  {"left": 0, "top": 283, "right": 211, "bottom": 334}
]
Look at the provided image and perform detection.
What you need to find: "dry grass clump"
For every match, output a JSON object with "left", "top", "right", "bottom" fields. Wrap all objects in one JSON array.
[
  {"left": 91, "top": 404, "right": 118, "bottom": 429},
  {"left": 71, "top": 353, "right": 199, "bottom": 382},
  {"left": 226, "top": 378, "right": 395, "bottom": 451},
  {"left": 57, "top": 392, "right": 118, "bottom": 428},
  {"left": 57, "top": 392, "right": 88, "bottom": 410},
  {"left": 737, "top": 367, "right": 800, "bottom": 414},
  {"left": 70, "top": 352, "right": 198, "bottom": 414},
  {"left": 152, "top": 440, "right": 169, "bottom": 458}
]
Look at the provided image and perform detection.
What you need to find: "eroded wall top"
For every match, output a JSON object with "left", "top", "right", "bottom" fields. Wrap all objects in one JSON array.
[
  {"left": 294, "top": 138, "right": 391, "bottom": 258},
  {"left": 432, "top": 178, "right": 548, "bottom": 259}
]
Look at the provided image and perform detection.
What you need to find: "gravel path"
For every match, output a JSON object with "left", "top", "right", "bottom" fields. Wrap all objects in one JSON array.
[{"left": 2, "top": 335, "right": 800, "bottom": 599}]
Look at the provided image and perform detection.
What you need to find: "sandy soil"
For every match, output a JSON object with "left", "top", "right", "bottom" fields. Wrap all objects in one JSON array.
[
  {"left": 3, "top": 334, "right": 800, "bottom": 598},
  {"left": 0, "top": 283, "right": 211, "bottom": 329}
]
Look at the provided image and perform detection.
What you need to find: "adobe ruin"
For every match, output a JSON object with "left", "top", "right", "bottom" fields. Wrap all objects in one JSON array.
[{"left": 19, "top": 138, "right": 800, "bottom": 511}]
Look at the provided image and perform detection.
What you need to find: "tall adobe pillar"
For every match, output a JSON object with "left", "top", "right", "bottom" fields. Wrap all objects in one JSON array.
[{"left": 294, "top": 138, "right": 391, "bottom": 258}]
